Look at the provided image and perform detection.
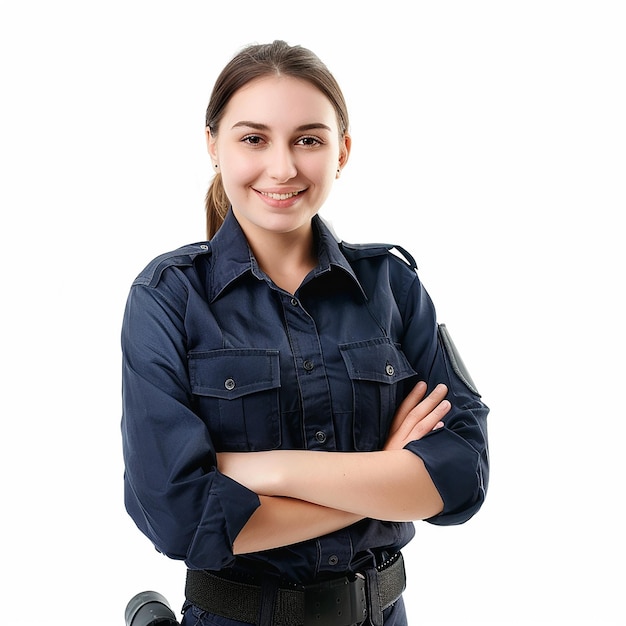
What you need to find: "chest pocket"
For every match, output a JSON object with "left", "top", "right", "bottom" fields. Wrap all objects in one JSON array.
[
  {"left": 188, "top": 349, "right": 281, "bottom": 451},
  {"left": 339, "top": 338, "right": 417, "bottom": 451}
]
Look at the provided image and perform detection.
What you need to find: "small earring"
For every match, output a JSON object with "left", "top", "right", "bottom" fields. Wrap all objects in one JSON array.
[{"left": 214, "top": 164, "right": 218, "bottom": 169}]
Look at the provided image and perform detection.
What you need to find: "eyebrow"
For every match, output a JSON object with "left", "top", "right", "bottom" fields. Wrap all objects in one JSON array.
[{"left": 231, "top": 121, "right": 332, "bottom": 132}]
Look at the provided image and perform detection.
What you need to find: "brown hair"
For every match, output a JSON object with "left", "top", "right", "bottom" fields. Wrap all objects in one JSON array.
[{"left": 204, "top": 40, "right": 350, "bottom": 239}]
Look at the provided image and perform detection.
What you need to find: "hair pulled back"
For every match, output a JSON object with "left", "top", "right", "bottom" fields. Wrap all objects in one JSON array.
[{"left": 204, "top": 40, "right": 350, "bottom": 239}]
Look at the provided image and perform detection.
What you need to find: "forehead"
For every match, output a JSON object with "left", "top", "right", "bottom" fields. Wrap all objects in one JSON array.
[{"left": 222, "top": 75, "right": 338, "bottom": 129}]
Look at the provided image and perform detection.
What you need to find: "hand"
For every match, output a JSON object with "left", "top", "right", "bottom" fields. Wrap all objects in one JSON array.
[{"left": 384, "top": 382, "right": 450, "bottom": 450}]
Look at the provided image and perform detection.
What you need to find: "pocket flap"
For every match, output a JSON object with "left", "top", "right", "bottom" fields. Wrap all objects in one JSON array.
[
  {"left": 188, "top": 349, "right": 280, "bottom": 399},
  {"left": 339, "top": 338, "right": 416, "bottom": 384}
]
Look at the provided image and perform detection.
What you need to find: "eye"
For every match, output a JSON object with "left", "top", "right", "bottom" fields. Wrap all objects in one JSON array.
[
  {"left": 296, "top": 136, "right": 323, "bottom": 147},
  {"left": 241, "top": 134, "right": 265, "bottom": 146}
]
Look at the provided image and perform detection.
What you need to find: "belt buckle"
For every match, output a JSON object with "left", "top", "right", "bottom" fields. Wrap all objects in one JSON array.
[{"left": 303, "top": 574, "right": 367, "bottom": 626}]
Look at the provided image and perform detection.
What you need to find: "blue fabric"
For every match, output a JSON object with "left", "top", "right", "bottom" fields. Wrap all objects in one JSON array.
[{"left": 121, "top": 209, "right": 489, "bottom": 583}]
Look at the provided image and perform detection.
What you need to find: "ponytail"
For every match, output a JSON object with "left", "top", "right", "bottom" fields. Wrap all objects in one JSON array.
[{"left": 205, "top": 172, "right": 230, "bottom": 239}]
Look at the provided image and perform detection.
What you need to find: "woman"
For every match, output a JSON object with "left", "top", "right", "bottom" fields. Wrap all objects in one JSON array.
[{"left": 121, "top": 40, "right": 489, "bottom": 626}]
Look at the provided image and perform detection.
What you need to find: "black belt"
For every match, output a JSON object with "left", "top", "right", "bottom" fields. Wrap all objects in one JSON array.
[{"left": 185, "top": 552, "right": 406, "bottom": 626}]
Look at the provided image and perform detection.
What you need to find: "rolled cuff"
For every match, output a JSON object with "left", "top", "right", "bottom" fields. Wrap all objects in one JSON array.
[
  {"left": 186, "top": 472, "right": 261, "bottom": 570},
  {"left": 405, "top": 428, "right": 487, "bottom": 525}
]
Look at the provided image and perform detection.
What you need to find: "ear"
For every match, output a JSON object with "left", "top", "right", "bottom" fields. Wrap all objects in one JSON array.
[
  {"left": 337, "top": 132, "right": 352, "bottom": 177},
  {"left": 206, "top": 127, "right": 218, "bottom": 162}
]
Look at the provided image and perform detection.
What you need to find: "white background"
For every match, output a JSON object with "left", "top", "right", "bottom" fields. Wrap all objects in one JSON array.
[{"left": 1, "top": 1, "right": 624, "bottom": 624}]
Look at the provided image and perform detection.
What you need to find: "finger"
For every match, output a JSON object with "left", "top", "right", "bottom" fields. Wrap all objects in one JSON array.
[
  {"left": 407, "top": 399, "right": 451, "bottom": 440},
  {"left": 398, "top": 381, "right": 428, "bottom": 415},
  {"left": 415, "top": 383, "right": 448, "bottom": 415},
  {"left": 391, "top": 382, "right": 445, "bottom": 436},
  {"left": 395, "top": 383, "right": 448, "bottom": 432},
  {"left": 393, "top": 403, "right": 444, "bottom": 442},
  {"left": 430, "top": 399, "right": 451, "bottom": 422},
  {"left": 388, "top": 381, "right": 428, "bottom": 435}
]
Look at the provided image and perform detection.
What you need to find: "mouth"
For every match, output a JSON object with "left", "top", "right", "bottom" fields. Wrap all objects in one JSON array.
[{"left": 257, "top": 189, "right": 305, "bottom": 201}]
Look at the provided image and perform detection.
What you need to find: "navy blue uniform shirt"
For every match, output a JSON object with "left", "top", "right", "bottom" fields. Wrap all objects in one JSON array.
[{"left": 121, "top": 210, "right": 489, "bottom": 584}]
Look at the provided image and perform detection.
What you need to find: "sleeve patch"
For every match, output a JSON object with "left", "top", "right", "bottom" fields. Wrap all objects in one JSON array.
[{"left": 438, "top": 323, "right": 481, "bottom": 396}]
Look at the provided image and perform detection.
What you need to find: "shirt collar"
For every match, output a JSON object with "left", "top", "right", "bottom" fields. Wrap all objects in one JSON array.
[{"left": 208, "top": 209, "right": 366, "bottom": 302}]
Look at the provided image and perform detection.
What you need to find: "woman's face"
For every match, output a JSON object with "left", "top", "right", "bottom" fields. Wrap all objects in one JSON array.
[{"left": 207, "top": 75, "right": 350, "bottom": 239}]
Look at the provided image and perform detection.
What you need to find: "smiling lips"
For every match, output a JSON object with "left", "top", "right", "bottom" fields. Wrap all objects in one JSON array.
[{"left": 258, "top": 190, "right": 304, "bottom": 200}]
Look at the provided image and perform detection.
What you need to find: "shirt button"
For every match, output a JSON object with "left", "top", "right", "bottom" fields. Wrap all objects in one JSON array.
[
  {"left": 328, "top": 555, "right": 339, "bottom": 566},
  {"left": 290, "top": 297, "right": 299, "bottom": 306},
  {"left": 385, "top": 364, "right": 395, "bottom": 376},
  {"left": 303, "top": 359, "right": 314, "bottom": 371},
  {"left": 224, "top": 378, "right": 236, "bottom": 390},
  {"left": 315, "top": 431, "right": 327, "bottom": 443}
]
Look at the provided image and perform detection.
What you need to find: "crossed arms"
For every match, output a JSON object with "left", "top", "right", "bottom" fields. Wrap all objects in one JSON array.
[{"left": 218, "top": 382, "right": 450, "bottom": 554}]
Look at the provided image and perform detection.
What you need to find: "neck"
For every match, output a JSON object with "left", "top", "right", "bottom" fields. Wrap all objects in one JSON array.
[{"left": 242, "top": 221, "right": 318, "bottom": 295}]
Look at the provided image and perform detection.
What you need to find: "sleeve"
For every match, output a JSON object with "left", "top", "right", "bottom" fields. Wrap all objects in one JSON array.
[
  {"left": 120, "top": 272, "right": 260, "bottom": 570},
  {"left": 396, "top": 267, "right": 489, "bottom": 525}
]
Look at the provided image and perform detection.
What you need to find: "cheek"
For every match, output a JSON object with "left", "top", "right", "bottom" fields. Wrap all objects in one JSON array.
[
  {"left": 220, "top": 155, "right": 257, "bottom": 190},
  {"left": 323, "top": 160, "right": 340, "bottom": 183},
  {"left": 305, "top": 155, "right": 339, "bottom": 184}
]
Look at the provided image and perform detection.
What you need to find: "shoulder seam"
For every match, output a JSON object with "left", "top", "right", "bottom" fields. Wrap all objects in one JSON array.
[
  {"left": 133, "top": 243, "right": 212, "bottom": 288},
  {"left": 340, "top": 241, "right": 418, "bottom": 270}
]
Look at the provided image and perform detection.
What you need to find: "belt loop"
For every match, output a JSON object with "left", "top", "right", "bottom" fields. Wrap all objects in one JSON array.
[
  {"left": 364, "top": 569, "right": 383, "bottom": 626},
  {"left": 258, "top": 575, "right": 279, "bottom": 626}
]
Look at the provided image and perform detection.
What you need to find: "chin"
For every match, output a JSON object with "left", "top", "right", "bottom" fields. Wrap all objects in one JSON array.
[{"left": 239, "top": 207, "right": 316, "bottom": 235}]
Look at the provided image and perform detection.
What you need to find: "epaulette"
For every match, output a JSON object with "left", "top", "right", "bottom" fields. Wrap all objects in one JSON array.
[
  {"left": 339, "top": 241, "right": 418, "bottom": 271},
  {"left": 133, "top": 242, "right": 212, "bottom": 288}
]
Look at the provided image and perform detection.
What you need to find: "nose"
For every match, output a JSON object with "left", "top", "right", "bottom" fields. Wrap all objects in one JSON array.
[{"left": 267, "top": 145, "right": 297, "bottom": 182}]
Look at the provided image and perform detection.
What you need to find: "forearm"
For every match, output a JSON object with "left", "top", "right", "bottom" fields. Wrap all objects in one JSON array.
[
  {"left": 220, "top": 449, "right": 443, "bottom": 522},
  {"left": 220, "top": 384, "right": 447, "bottom": 524},
  {"left": 233, "top": 495, "right": 363, "bottom": 554}
]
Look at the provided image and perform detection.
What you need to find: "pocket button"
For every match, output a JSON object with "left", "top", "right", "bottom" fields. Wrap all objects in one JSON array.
[{"left": 315, "top": 430, "right": 327, "bottom": 443}]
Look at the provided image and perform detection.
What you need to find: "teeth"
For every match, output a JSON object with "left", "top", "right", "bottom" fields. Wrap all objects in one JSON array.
[{"left": 262, "top": 191, "right": 301, "bottom": 200}]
